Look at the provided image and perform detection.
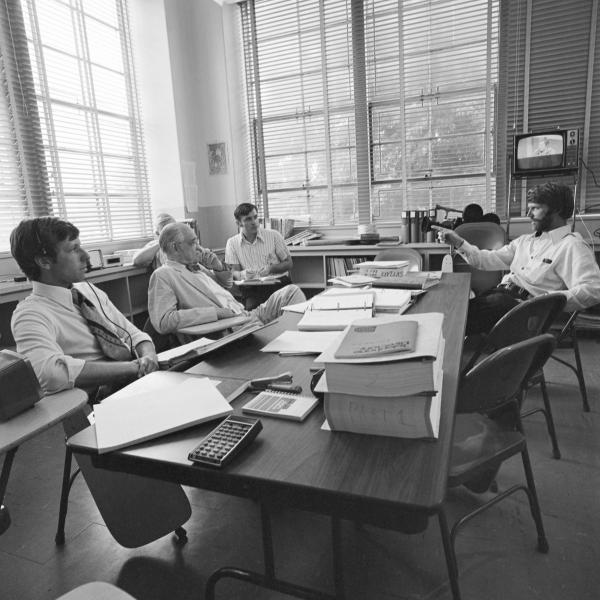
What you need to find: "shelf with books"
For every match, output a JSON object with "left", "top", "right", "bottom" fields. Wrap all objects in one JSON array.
[{"left": 289, "top": 243, "right": 448, "bottom": 289}]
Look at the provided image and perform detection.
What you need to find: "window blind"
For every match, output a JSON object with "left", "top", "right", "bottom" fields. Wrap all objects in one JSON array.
[
  {"left": 0, "top": 0, "right": 152, "bottom": 251},
  {"left": 242, "top": 0, "right": 499, "bottom": 226},
  {"left": 500, "top": 0, "right": 600, "bottom": 215},
  {"left": 0, "top": 0, "right": 51, "bottom": 250}
]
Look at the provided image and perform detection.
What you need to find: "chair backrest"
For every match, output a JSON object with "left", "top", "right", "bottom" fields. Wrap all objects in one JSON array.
[
  {"left": 453, "top": 221, "right": 507, "bottom": 249},
  {"left": 462, "top": 293, "right": 566, "bottom": 375},
  {"left": 457, "top": 333, "right": 556, "bottom": 415},
  {"left": 484, "top": 293, "right": 567, "bottom": 351},
  {"left": 374, "top": 248, "right": 423, "bottom": 271},
  {"left": 143, "top": 317, "right": 178, "bottom": 353},
  {"left": 453, "top": 222, "right": 507, "bottom": 295}
]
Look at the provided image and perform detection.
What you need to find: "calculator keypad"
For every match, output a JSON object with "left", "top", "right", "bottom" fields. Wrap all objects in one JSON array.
[{"left": 188, "top": 416, "right": 262, "bottom": 468}]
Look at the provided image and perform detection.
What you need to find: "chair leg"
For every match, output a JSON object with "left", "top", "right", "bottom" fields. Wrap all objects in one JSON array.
[
  {"left": 55, "top": 446, "right": 80, "bottom": 545},
  {"left": 437, "top": 509, "right": 462, "bottom": 600},
  {"left": 174, "top": 526, "right": 188, "bottom": 545},
  {"left": 0, "top": 448, "right": 18, "bottom": 535},
  {"left": 571, "top": 334, "right": 590, "bottom": 412},
  {"left": 520, "top": 446, "right": 549, "bottom": 554},
  {"left": 539, "top": 375, "right": 561, "bottom": 459}
]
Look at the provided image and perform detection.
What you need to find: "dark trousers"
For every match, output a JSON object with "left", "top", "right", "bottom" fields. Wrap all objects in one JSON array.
[
  {"left": 466, "top": 287, "right": 521, "bottom": 335},
  {"left": 240, "top": 275, "right": 292, "bottom": 310}
]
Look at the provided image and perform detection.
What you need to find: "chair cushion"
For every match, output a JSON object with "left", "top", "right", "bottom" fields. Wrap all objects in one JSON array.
[{"left": 448, "top": 413, "right": 524, "bottom": 487}]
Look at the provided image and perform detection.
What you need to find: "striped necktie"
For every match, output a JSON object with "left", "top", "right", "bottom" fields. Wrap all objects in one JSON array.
[{"left": 71, "top": 288, "right": 133, "bottom": 361}]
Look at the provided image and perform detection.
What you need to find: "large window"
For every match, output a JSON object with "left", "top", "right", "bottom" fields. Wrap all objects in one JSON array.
[
  {"left": 0, "top": 0, "right": 151, "bottom": 252},
  {"left": 242, "top": 0, "right": 498, "bottom": 226}
]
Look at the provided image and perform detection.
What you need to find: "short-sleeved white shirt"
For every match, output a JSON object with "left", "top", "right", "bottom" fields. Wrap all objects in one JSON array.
[{"left": 225, "top": 228, "right": 291, "bottom": 277}]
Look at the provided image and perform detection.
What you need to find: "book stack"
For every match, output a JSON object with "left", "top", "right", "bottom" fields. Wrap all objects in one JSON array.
[
  {"left": 355, "top": 260, "right": 410, "bottom": 279},
  {"left": 315, "top": 312, "right": 445, "bottom": 439},
  {"left": 269, "top": 217, "right": 295, "bottom": 239},
  {"left": 326, "top": 255, "right": 371, "bottom": 278},
  {"left": 371, "top": 271, "right": 442, "bottom": 290},
  {"left": 284, "top": 229, "right": 321, "bottom": 246},
  {"left": 297, "top": 292, "right": 374, "bottom": 331},
  {"left": 320, "top": 286, "right": 412, "bottom": 314}
]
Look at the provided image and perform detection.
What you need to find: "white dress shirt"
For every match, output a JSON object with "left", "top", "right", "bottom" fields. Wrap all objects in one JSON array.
[
  {"left": 225, "top": 228, "right": 291, "bottom": 277},
  {"left": 11, "top": 281, "right": 151, "bottom": 394},
  {"left": 457, "top": 225, "right": 600, "bottom": 310}
]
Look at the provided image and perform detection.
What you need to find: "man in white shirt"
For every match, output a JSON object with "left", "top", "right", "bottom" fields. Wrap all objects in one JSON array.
[
  {"left": 225, "top": 203, "right": 293, "bottom": 309},
  {"left": 10, "top": 217, "right": 159, "bottom": 395},
  {"left": 434, "top": 182, "right": 600, "bottom": 334},
  {"left": 149, "top": 222, "right": 305, "bottom": 334}
]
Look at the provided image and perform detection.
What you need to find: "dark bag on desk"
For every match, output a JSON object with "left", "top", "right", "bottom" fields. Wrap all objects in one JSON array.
[{"left": 0, "top": 349, "right": 43, "bottom": 421}]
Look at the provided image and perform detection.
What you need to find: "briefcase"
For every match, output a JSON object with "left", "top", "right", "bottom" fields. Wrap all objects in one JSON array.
[{"left": 0, "top": 349, "right": 43, "bottom": 421}]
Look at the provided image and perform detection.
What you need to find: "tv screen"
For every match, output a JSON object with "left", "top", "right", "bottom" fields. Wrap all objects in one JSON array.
[{"left": 516, "top": 133, "right": 564, "bottom": 172}]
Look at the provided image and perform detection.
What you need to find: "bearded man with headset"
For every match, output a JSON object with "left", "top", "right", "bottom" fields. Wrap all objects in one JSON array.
[{"left": 433, "top": 182, "right": 600, "bottom": 334}]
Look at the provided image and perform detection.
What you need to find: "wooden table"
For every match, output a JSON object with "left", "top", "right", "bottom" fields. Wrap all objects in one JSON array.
[{"left": 68, "top": 273, "right": 470, "bottom": 599}]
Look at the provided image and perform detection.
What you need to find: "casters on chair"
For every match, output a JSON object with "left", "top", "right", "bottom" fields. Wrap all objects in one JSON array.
[
  {"left": 0, "top": 504, "right": 11, "bottom": 535},
  {"left": 174, "top": 526, "right": 188, "bottom": 545},
  {"left": 55, "top": 530, "right": 65, "bottom": 546},
  {"left": 537, "top": 536, "right": 549, "bottom": 554}
]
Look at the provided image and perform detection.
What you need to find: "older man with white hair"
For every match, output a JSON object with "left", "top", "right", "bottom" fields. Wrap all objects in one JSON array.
[{"left": 148, "top": 222, "right": 306, "bottom": 334}]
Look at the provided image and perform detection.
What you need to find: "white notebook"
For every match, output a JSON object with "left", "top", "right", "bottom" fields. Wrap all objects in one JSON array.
[
  {"left": 94, "top": 373, "right": 232, "bottom": 453},
  {"left": 242, "top": 390, "right": 319, "bottom": 422},
  {"left": 297, "top": 307, "right": 373, "bottom": 331}
]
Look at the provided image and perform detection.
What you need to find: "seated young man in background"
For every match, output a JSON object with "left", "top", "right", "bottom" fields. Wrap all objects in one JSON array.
[
  {"left": 225, "top": 203, "right": 293, "bottom": 309},
  {"left": 434, "top": 182, "right": 600, "bottom": 334},
  {"left": 10, "top": 217, "right": 158, "bottom": 396},
  {"left": 149, "top": 222, "right": 305, "bottom": 335}
]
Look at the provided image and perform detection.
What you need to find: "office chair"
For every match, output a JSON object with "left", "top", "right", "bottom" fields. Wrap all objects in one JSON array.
[
  {"left": 453, "top": 222, "right": 507, "bottom": 295},
  {"left": 461, "top": 293, "right": 567, "bottom": 459},
  {"left": 448, "top": 334, "right": 555, "bottom": 564},
  {"left": 57, "top": 408, "right": 191, "bottom": 548},
  {"left": 142, "top": 317, "right": 179, "bottom": 353},
  {"left": 374, "top": 248, "right": 423, "bottom": 271}
]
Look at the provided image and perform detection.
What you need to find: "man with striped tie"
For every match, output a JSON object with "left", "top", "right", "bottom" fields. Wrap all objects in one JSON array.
[
  {"left": 225, "top": 203, "right": 293, "bottom": 309},
  {"left": 10, "top": 217, "right": 158, "bottom": 395}
]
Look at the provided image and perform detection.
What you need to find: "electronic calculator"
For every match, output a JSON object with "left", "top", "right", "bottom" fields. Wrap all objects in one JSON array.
[{"left": 188, "top": 415, "right": 263, "bottom": 468}]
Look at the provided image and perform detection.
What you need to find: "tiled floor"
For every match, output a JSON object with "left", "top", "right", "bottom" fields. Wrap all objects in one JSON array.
[{"left": 1, "top": 338, "right": 599, "bottom": 600}]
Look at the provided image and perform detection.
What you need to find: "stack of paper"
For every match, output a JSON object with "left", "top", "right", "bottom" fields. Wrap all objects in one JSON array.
[
  {"left": 297, "top": 307, "right": 373, "bottom": 331},
  {"left": 372, "top": 271, "right": 442, "bottom": 290},
  {"left": 355, "top": 260, "right": 410, "bottom": 278},
  {"left": 321, "top": 287, "right": 412, "bottom": 314},
  {"left": 315, "top": 312, "right": 445, "bottom": 439},
  {"left": 309, "top": 292, "right": 374, "bottom": 311},
  {"left": 94, "top": 372, "right": 232, "bottom": 453},
  {"left": 261, "top": 330, "right": 342, "bottom": 355},
  {"left": 327, "top": 274, "right": 377, "bottom": 287}
]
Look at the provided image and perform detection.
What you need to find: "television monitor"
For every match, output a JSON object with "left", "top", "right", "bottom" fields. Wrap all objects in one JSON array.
[{"left": 512, "top": 128, "right": 579, "bottom": 177}]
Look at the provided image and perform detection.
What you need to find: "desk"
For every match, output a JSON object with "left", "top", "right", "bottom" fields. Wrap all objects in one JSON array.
[
  {"left": 68, "top": 273, "right": 470, "bottom": 599},
  {"left": 0, "top": 389, "right": 87, "bottom": 534}
]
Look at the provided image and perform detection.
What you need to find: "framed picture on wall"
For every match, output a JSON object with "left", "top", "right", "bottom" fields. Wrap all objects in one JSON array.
[{"left": 208, "top": 142, "right": 228, "bottom": 175}]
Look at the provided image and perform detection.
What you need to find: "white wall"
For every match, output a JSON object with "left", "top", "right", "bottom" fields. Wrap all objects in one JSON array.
[
  {"left": 130, "top": 0, "right": 185, "bottom": 223},
  {"left": 161, "top": 0, "right": 244, "bottom": 249}
]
